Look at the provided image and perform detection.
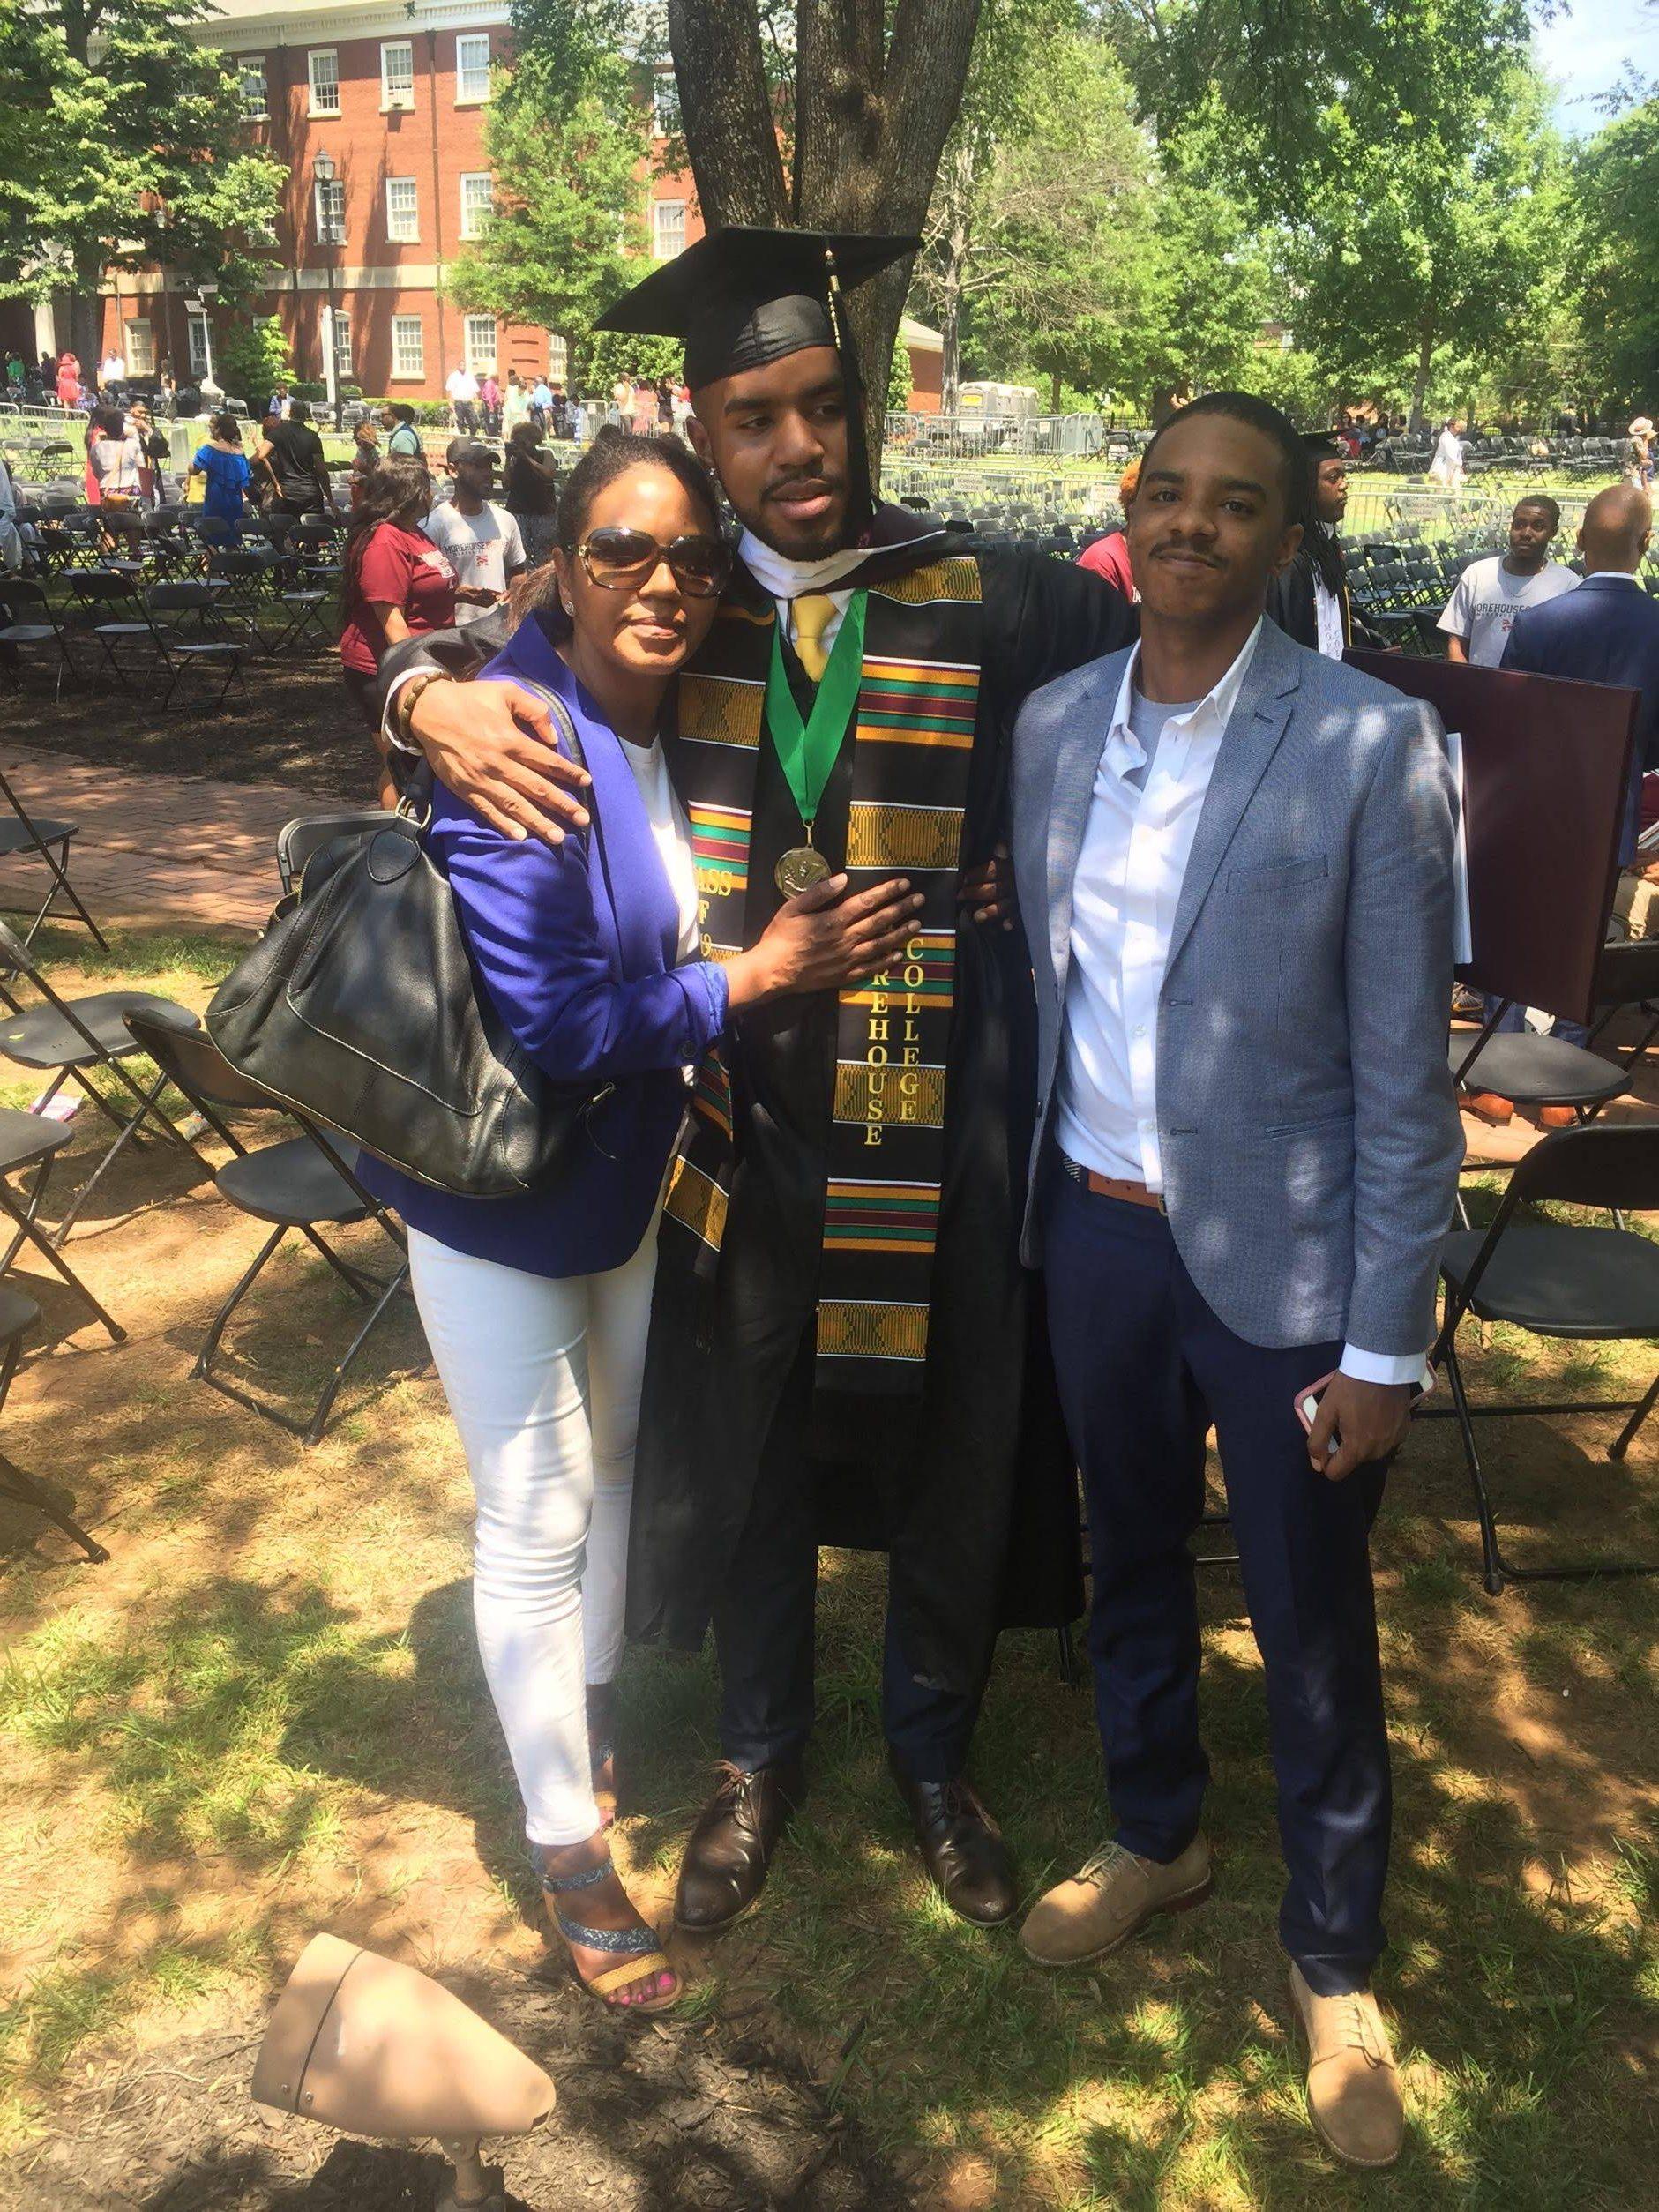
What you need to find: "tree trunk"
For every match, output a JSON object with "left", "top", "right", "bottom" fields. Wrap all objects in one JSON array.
[
  {"left": 939, "top": 273, "right": 962, "bottom": 415},
  {"left": 669, "top": 0, "right": 983, "bottom": 486},
  {"left": 1409, "top": 312, "right": 1435, "bottom": 431},
  {"left": 669, "top": 0, "right": 788, "bottom": 227},
  {"left": 68, "top": 284, "right": 102, "bottom": 382},
  {"left": 1049, "top": 370, "right": 1061, "bottom": 412}
]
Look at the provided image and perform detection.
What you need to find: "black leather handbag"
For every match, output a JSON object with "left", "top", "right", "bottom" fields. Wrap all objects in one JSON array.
[{"left": 206, "top": 697, "right": 609, "bottom": 1199}]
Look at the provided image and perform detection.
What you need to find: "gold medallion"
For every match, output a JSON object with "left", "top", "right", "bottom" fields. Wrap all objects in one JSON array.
[{"left": 774, "top": 844, "right": 833, "bottom": 899}]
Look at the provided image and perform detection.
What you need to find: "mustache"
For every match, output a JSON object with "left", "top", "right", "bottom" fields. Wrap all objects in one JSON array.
[
  {"left": 1149, "top": 540, "right": 1224, "bottom": 566},
  {"left": 765, "top": 473, "right": 841, "bottom": 499}
]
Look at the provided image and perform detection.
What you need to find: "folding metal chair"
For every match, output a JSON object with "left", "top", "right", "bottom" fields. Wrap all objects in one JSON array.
[
  {"left": 125, "top": 1013, "right": 409, "bottom": 1446},
  {"left": 1427, "top": 1122, "right": 1659, "bottom": 1594},
  {"left": 144, "top": 584, "right": 248, "bottom": 711},
  {"left": 0, "top": 1107, "right": 123, "bottom": 1341},
  {"left": 0, "top": 1285, "right": 108, "bottom": 1560},
  {"left": 0, "top": 920, "right": 204, "bottom": 1244},
  {"left": 1584, "top": 937, "right": 1659, "bottom": 1092},
  {"left": 0, "top": 579, "right": 81, "bottom": 698},
  {"left": 0, "top": 759, "right": 108, "bottom": 952}
]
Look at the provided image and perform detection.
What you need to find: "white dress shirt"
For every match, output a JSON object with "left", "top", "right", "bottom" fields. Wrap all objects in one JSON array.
[
  {"left": 736, "top": 527, "right": 869, "bottom": 660},
  {"left": 1055, "top": 617, "right": 1421, "bottom": 1386}
]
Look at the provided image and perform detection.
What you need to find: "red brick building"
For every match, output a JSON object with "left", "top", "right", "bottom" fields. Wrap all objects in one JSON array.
[{"left": 89, "top": 0, "right": 703, "bottom": 404}]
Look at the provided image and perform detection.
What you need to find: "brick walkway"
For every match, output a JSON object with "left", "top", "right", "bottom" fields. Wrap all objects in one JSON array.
[{"left": 0, "top": 740, "right": 333, "bottom": 935}]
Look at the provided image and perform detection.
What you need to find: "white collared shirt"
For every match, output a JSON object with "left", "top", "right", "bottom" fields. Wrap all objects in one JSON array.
[
  {"left": 1055, "top": 617, "right": 1420, "bottom": 1386},
  {"left": 736, "top": 528, "right": 868, "bottom": 661}
]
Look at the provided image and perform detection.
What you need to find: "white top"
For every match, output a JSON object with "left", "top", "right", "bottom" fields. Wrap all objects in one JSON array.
[
  {"left": 1054, "top": 618, "right": 1419, "bottom": 1386},
  {"left": 1312, "top": 576, "right": 1346, "bottom": 660},
  {"left": 617, "top": 734, "right": 699, "bottom": 962},
  {"left": 446, "top": 370, "right": 479, "bottom": 401},
  {"left": 1431, "top": 427, "right": 1464, "bottom": 474},
  {"left": 422, "top": 498, "right": 527, "bottom": 624},
  {"left": 1436, "top": 555, "right": 1579, "bottom": 668}
]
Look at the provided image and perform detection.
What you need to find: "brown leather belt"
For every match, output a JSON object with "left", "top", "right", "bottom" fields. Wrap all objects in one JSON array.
[{"left": 1057, "top": 1154, "right": 1167, "bottom": 1214}]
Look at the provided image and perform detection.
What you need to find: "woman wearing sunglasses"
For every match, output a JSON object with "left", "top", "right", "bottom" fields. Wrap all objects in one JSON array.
[{"left": 363, "top": 429, "right": 921, "bottom": 2014}]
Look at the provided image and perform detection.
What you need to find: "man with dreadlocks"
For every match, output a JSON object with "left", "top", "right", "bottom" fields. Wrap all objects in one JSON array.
[
  {"left": 378, "top": 227, "right": 1136, "bottom": 1935},
  {"left": 1267, "top": 433, "right": 1381, "bottom": 659}
]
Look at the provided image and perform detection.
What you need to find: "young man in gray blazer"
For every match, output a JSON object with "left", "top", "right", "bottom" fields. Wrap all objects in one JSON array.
[{"left": 1009, "top": 392, "right": 1462, "bottom": 2170}]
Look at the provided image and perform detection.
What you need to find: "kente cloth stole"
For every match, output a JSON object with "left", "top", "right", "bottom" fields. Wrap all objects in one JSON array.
[{"left": 664, "top": 558, "right": 983, "bottom": 1395}]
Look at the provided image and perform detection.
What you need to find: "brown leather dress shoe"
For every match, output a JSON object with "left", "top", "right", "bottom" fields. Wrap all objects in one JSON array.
[
  {"left": 1463, "top": 1089, "right": 1515, "bottom": 1126},
  {"left": 674, "top": 1760, "right": 803, "bottom": 1933},
  {"left": 888, "top": 1753, "right": 1017, "bottom": 1926}
]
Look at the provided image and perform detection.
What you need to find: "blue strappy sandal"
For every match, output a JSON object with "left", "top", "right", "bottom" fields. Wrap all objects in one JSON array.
[{"left": 536, "top": 1851, "right": 679, "bottom": 2014}]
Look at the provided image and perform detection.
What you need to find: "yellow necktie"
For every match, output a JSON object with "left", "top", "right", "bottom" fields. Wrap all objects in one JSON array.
[{"left": 790, "top": 593, "right": 836, "bottom": 683}]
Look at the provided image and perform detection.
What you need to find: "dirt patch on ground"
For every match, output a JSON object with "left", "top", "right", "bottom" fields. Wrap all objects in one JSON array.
[
  {"left": 4, "top": 654, "right": 380, "bottom": 803},
  {"left": 4, "top": 1974, "right": 909, "bottom": 2212}
]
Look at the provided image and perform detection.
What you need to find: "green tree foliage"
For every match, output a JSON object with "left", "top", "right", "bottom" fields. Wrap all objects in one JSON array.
[
  {"left": 924, "top": 31, "right": 1271, "bottom": 417},
  {"left": 1102, "top": 0, "right": 1566, "bottom": 422},
  {"left": 445, "top": 0, "right": 649, "bottom": 377},
  {"left": 584, "top": 329, "right": 684, "bottom": 394},
  {"left": 217, "top": 316, "right": 294, "bottom": 409},
  {"left": 0, "top": 0, "right": 282, "bottom": 369},
  {"left": 1574, "top": 97, "right": 1659, "bottom": 415}
]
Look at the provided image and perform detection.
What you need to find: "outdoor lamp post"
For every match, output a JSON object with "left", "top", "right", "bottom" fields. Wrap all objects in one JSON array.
[{"left": 312, "top": 151, "right": 343, "bottom": 431}]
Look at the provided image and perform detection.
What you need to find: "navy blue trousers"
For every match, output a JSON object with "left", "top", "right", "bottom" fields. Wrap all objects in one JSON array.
[
  {"left": 1480, "top": 995, "right": 1588, "bottom": 1049},
  {"left": 1043, "top": 1171, "right": 1391, "bottom": 1996},
  {"left": 711, "top": 1356, "right": 983, "bottom": 1784}
]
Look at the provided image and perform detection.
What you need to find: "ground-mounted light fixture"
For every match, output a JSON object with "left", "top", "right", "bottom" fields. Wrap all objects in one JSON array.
[{"left": 252, "top": 1932, "right": 556, "bottom": 2210}]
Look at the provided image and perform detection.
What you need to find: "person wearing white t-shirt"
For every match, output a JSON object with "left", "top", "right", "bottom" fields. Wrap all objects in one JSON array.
[
  {"left": 446, "top": 365, "right": 481, "bottom": 433},
  {"left": 422, "top": 442, "right": 527, "bottom": 624},
  {"left": 1437, "top": 495, "right": 1579, "bottom": 668}
]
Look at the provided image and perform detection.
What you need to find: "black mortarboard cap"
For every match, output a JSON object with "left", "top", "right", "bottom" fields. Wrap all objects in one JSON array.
[
  {"left": 1302, "top": 430, "right": 1346, "bottom": 459},
  {"left": 594, "top": 226, "right": 917, "bottom": 392}
]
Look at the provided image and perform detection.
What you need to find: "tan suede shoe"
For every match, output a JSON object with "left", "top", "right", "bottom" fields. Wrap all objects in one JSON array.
[
  {"left": 1289, "top": 1963, "right": 1405, "bottom": 2170},
  {"left": 1020, "top": 1835, "right": 1212, "bottom": 1968}
]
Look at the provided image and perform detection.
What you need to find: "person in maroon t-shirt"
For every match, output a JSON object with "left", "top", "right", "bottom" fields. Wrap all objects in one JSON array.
[
  {"left": 1074, "top": 457, "right": 1140, "bottom": 602},
  {"left": 340, "top": 458, "right": 459, "bottom": 788}
]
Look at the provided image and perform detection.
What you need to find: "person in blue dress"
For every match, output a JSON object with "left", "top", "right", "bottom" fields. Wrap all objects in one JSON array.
[{"left": 187, "top": 413, "right": 252, "bottom": 542}]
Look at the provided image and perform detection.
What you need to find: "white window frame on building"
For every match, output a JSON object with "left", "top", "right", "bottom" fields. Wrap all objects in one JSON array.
[
  {"left": 123, "top": 318, "right": 155, "bottom": 376},
  {"left": 314, "top": 177, "right": 347, "bottom": 245},
  {"left": 455, "top": 34, "right": 491, "bottom": 103},
  {"left": 652, "top": 68, "right": 680, "bottom": 138},
  {"left": 186, "top": 313, "right": 212, "bottom": 380},
  {"left": 307, "top": 49, "right": 340, "bottom": 117},
  {"left": 459, "top": 172, "right": 493, "bottom": 240},
  {"left": 464, "top": 314, "right": 498, "bottom": 376},
  {"left": 652, "top": 198, "right": 686, "bottom": 261},
  {"left": 240, "top": 57, "right": 267, "bottom": 121},
  {"left": 385, "top": 177, "right": 419, "bottom": 243},
  {"left": 380, "top": 40, "right": 415, "bottom": 108},
  {"left": 331, "top": 310, "right": 353, "bottom": 382},
  {"left": 392, "top": 316, "right": 425, "bottom": 380},
  {"left": 548, "top": 333, "right": 569, "bottom": 383}
]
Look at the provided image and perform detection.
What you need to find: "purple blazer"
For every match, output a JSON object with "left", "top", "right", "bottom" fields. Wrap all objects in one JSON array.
[{"left": 360, "top": 618, "right": 729, "bottom": 1276}]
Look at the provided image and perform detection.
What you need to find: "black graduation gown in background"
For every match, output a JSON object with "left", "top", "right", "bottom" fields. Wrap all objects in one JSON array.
[{"left": 628, "top": 514, "right": 1137, "bottom": 1696}]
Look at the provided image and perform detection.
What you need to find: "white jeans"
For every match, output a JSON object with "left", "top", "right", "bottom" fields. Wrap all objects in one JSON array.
[{"left": 407, "top": 1222, "right": 658, "bottom": 1847}]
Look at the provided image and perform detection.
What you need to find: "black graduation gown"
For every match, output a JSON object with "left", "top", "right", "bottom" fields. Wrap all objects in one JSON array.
[
  {"left": 1266, "top": 542, "right": 1382, "bottom": 653},
  {"left": 627, "top": 511, "right": 1137, "bottom": 1694}
]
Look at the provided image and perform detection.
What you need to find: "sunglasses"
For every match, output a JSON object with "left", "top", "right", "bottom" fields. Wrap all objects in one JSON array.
[{"left": 576, "top": 527, "right": 731, "bottom": 599}]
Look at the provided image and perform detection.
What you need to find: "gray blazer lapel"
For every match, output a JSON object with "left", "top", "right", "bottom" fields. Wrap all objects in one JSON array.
[
  {"left": 1165, "top": 624, "right": 1303, "bottom": 976},
  {"left": 1045, "top": 649, "right": 1130, "bottom": 989}
]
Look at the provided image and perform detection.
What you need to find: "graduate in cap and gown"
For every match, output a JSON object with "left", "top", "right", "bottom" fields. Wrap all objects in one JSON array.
[
  {"left": 1265, "top": 433, "right": 1381, "bottom": 658},
  {"left": 380, "top": 226, "right": 1136, "bottom": 1934}
]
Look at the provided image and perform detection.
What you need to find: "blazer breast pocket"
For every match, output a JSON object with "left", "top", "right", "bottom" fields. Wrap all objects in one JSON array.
[{"left": 1226, "top": 853, "right": 1329, "bottom": 896}]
